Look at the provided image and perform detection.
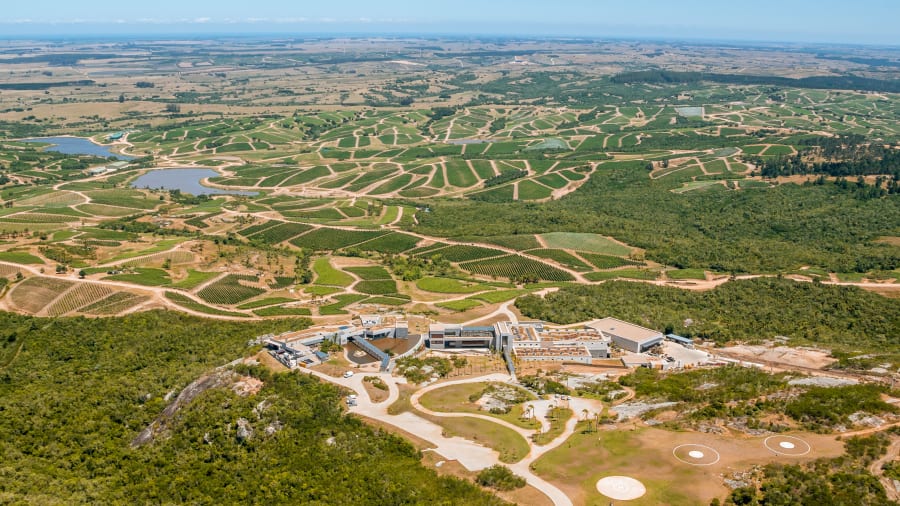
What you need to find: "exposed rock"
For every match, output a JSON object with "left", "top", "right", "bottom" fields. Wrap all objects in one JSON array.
[
  {"left": 612, "top": 401, "right": 678, "bottom": 421},
  {"left": 236, "top": 418, "right": 253, "bottom": 442},
  {"left": 131, "top": 369, "right": 239, "bottom": 447},
  {"left": 849, "top": 412, "right": 885, "bottom": 427},
  {"left": 788, "top": 376, "right": 858, "bottom": 387},
  {"left": 265, "top": 421, "right": 283, "bottom": 436},
  {"left": 724, "top": 479, "right": 749, "bottom": 490}
]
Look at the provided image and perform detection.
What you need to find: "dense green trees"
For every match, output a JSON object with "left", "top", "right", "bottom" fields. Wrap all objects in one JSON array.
[
  {"left": 515, "top": 278, "right": 899, "bottom": 353},
  {"left": 475, "top": 465, "right": 526, "bottom": 491},
  {"left": 413, "top": 161, "right": 900, "bottom": 272},
  {"left": 723, "top": 434, "right": 899, "bottom": 506},
  {"left": 0, "top": 311, "right": 503, "bottom": 504}
]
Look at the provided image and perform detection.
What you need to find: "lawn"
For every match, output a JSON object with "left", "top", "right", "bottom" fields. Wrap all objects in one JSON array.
[
  {"left": 436, "top": 299, "right": 483, "bottom": 311},
  {"left": 531, "top": 408, "right": 572, "bottom": 445},
  {"left": 666, "top": 269, "right": 708, "bottom": 280},
  {"left": 313, "top": 257, "right": 354, "bottom": 287},
  {"left": 538, "top": 233, "right": 632, "bottom": 256},
  {"left": 584, "top": 269, "right": 659, "bottom": 281},
  {"left": 105, "top": 268, "right": 171, "bottom": 286},
  {"left": 237, "top": 297, "right": 297, "bottom": 309},
  {"left": 418, "top": 382, "right": 539, "bottom": 430},
  {"left": 416, "top": 277, "right": 489, "bottom": 294},
  {"left": 531, "top": 426, "right": 707, "bottom": 506},
  {"left": 417, "top": 413, "right": 530, "bottom": 464},
  {"left": 469, "top": 289, "right": 529, "bottom": 304},
  {"left": 170, "top": 270, "right": 219, "bottom": 290},
  {"left": 0, "top": 251, "right": 44, "bottom": 264}
]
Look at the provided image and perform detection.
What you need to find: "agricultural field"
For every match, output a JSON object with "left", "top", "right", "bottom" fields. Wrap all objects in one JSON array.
[{"left": 0, "top": 36, "right": 894, "bottom": 326}]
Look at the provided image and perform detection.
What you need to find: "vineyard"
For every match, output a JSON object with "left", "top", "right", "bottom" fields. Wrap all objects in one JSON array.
[
  {"left": 353, "top": 232, "right": 420, "bottom": 254},
  {"left": 9, "top": 277, "right": 75, "bottom": 314},
  {"left": 420, "top": 244, "right": 505, "bottom": 262},
  {"left": 474, "top": 234, "right": 541, "bottom": 251},
  {"left": 344, "top": 266, "right": 392, "bottom": 280},
  {"left": 44, "top": 283, "right": 114, "bottom": 316},
  {"left": 196, "top": 274, "right": 266, "bottom": 305},
  {"left": 290, "top": 228, "right": 386, "bottom": 251},
  {"left": 236, "top": 297, "right": 297, "bottom": 309},
  {"left": 579, "top": 253, "right": 644, "bottom": 270},
  {"left": 252, "top": 306, "right": 313, "bottom": 317},
  {"left": 525, "top": 249, "right": 594, "bottom": 272},
  {"left": 237, "top": 221, "right": 279, "bottom": 237},
  {"left": 106, "top": 268, "right": 171, "bottom": 286},
  {"left": 319, "top": 294, "right": 368, "bottom": 315},
  {"left": 460, "top": 255, "right": 575, "bottom": 282},
  {"left": 79, "top": 292, "right": 149, "bottom": 315},
  {"left": 245, "top": 222, "right": 313, "bottom": 244},
  {"left": 164, "top": 291, "right": 250, "bottom": 317},
  {"left": 355, "top": 280, "right": 399, "bottom": 295}
]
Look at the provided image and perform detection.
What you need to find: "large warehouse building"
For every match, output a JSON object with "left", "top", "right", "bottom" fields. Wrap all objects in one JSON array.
[{"left": 584, "top": 317, "right": 664, "bottom": 353}]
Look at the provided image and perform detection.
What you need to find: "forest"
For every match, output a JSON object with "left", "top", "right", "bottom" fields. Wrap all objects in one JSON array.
[
  {"left": 0, "top": 311, "right": 502, "bottom": 505},
  {"left": 611, "top": 69, "right": 900, "bottom": 93},
  {"left": 514, "top": 278, "right": 899, "bottom": 353},
  {"left": 723, "top": 433, "right": 900, "bottom": 506},
  {"left": 412, "top": 161, "right": 900, "bottom": 273}
]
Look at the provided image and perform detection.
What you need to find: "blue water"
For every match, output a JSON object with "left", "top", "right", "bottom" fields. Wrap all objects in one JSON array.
[
  {"left": 23, "top": 137, "right": 134, "bottom": 160},
  {"left": 131, "top": 168, "right": 258, "bottom": 196}
]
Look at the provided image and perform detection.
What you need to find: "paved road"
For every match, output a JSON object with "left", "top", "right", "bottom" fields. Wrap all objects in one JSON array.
[{"left": 297, "top": 368, "right": 577, "bottom": 506}]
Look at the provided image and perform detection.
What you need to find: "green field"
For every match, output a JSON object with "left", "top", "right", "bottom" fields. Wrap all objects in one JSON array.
[
  {"left": 538, "top": 233, "right": 632, "bottom": 256},
  {"left": 313, "top": 258, "right": 354, "bottom": 286}
]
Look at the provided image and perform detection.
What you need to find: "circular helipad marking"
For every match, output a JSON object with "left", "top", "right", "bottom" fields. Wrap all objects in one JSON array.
[
  {"left": 673, "top": 444, "right": 721, "bottom": 466},
  {"left": 596, "top": 476, "right": 647, "bottom": 501},
  {"left": 764, "top": 435, "right": 810, "bottom": 456}
]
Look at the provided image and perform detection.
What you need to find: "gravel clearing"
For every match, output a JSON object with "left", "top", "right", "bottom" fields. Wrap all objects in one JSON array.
[{"left": 613, "top": 401, "right": 678, "bottom": 421}]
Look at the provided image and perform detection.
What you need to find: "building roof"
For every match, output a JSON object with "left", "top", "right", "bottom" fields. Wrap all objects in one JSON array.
[
  {"left": 586, "top": 317, "right": 662, "bottom": 344},
  {"left": 666, "top": 334, "right": 694, "bottom": 345}
]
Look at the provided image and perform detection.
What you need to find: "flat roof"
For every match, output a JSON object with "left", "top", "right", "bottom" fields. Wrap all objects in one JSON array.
[
  {"left": 666, "top": 334, "right": 694, "bottom": 344},
  {"left": 586, "top": 317, "right": 662, "bottom": 344}
]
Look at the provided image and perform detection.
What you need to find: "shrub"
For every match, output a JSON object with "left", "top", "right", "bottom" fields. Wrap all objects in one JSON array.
[{"left": 475, "top": 465, "right": 526, "bottom": 490}]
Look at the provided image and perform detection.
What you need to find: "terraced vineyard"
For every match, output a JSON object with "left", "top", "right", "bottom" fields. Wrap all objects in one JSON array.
[
  {"left": 9, "top": 277, "right": 75, "bottom": 314},
  {"left": 44, "top": 283, "right": 114, "bottom": 316},
  {"left": 196, "top": 274, "right": 267, "bottom": 305},
  {"left": 460, "top": 256, "right": 575, "bottom": 282},
  {"left": 79, "top": 292, "right": 149, "bottom": 315}
]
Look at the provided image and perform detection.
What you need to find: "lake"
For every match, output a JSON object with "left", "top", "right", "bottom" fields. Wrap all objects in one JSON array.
[
  {"left": 23, "top": 137, "right": 134, "bottom": 160},
  {"left": 131, "top": 168, "right": 258, "bottom": 196}
]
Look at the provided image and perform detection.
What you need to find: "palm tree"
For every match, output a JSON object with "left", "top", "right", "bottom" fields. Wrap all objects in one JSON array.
[
  {"left": 582, "top": 408, "right": 589, "bottom": 422},
  {"left": 526, "top": 404, "right": 535, "bottom": 420}
]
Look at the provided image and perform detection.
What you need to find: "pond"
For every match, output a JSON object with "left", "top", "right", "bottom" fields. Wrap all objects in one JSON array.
[
  {"left": 131, "top": 168, "right": 258, "bottom": 196},
  {"left": 22, "top": 137, "right": 134, "bottom": 160}
]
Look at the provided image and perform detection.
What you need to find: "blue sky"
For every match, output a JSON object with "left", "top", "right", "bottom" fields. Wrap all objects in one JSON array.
[{"left": 2, "top": 0, "right": 898, "bottom": 45}]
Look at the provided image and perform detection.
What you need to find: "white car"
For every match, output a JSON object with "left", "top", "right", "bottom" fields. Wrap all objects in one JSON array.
[{"left": 343, "top": 371, "right": 355, "bottom": 378}]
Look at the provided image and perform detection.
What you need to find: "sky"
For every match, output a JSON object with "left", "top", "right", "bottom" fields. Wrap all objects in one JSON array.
[{"left": 1, "top": 0, "right": 899, "bottom": 45}]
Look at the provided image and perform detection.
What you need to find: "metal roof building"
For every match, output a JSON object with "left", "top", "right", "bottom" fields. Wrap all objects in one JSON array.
[{"left": 586, "top": 317, "right": 664, "bottom": 353}]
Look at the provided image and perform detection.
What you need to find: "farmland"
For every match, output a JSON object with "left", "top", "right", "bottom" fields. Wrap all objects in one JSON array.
[
  {"left": 0, "top": 36, "right": 894, "bottom": 324},
  {"left": 0, "top": 33, "right": 899, "bottom": 506}
]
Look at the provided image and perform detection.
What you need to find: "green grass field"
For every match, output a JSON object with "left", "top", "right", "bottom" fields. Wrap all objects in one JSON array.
[
  {"left": 416, "top": 277, "right": 489, "bottom": 294},
  {"left": 418, "top": 382, "right": 539, "bottom": 430},
  {"left": 0, "top": 251, "right": 44, "bottom": 264},
  {"left": 313, "top": 257, "right": 354, "bottom": 287},
  {"left": 538, "top": 232, "right": 632, "bottom": 256}
]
